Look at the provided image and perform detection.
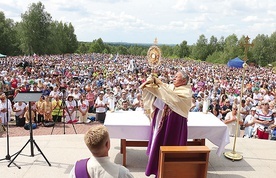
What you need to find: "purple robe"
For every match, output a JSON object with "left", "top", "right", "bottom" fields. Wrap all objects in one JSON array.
[{"left": 145, "top": 107, "right": 188, "bottom": 177}]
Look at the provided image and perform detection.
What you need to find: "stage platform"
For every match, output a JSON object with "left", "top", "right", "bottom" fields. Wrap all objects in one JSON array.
[{"left": 0, "top": 134, "right": 275, "bottom": 178}]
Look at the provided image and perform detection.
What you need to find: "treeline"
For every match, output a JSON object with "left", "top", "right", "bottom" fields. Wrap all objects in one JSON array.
[
  {"left": 77, "top": 32, "right": 276, "bottom": 67},
  {"left": 0, "top": 1, "right": 275, "bottom": 67},
  {"left": 0, "top": 2, "right": 78, "bottom": 56}
]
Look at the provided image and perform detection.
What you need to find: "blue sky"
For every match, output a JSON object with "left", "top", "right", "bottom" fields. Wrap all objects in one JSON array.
[{"left": 1, "top": 0, "right": 275, "bottom": 45}]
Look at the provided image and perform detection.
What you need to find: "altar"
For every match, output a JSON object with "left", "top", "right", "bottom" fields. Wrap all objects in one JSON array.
[{"left": 104, "top": 111, "right": 230, "bottom": 166}]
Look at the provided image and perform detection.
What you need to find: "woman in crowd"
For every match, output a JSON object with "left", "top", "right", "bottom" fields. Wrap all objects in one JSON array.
[
  {"left": 77, "top": 94, "right": 89, "bottom": 123},
  {"left": 43, "top": 96, "right": 53, "bottom": 122},
  {"left": 94, "top": 91, "right": 107, "bottom": 123},
  {"left": 65, "top": 95, "right": 77, "bottom": 123},
  {"left": 211, "top": 107, "right": 223, "bottom": 120},
  {"left": 224, "top": 104, "right": 243, "bottom": 137}
]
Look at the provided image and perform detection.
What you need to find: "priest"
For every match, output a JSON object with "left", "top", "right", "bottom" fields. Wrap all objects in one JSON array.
[{"left": 140, "top": 70, "right": 192, "bottom": 177}]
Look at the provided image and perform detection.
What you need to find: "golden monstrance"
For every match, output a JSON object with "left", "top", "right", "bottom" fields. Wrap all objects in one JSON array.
[{"left": 146, "top": 38, "right": 162, "bottom": 88}]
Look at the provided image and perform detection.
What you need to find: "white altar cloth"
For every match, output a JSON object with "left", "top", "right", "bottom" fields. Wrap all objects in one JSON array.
[{"left": 104, "top": 111, "right": 230, "bottom": 156}]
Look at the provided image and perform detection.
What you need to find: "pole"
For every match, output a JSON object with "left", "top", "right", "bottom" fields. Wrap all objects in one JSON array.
[{"left": 29, "top": 102, "right": 34, "bottom": 156}]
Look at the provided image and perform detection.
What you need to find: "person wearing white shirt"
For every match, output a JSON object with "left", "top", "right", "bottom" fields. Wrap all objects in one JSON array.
[
  {"left": 107, "top": 91, "right": 116, "bottom": 112},
  {"left": 243, "top": 107, "right": 257, "bottom": 138},
  {"left": 65, "top": 95, "right": 77, "bottom": 123},
  {"left": 0, "top": 94, "right": 12, "bottom": 125},
  {"left": 77, "top": 95, "right": 89, "bottom": 123},
  {"left": 94, "top": 91, "right": 107, "bottom": 123},
  {"left": 49, "top": 86, "right": 62, "bottom": 101},
  {"left": 224, "top": 104, "right": 243, "bottom": 137},
  {"left": 69, "top": 125, "right": 134, "bottom": 178}
]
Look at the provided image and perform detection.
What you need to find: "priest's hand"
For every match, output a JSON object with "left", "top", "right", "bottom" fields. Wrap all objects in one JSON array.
[{"left": 139, "top": 77, "right": 154, "bottom": 89}]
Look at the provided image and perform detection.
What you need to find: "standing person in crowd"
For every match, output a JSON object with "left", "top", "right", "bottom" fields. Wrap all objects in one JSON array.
[
  {"left": 219, "top": 94, "right": 228, "bottom": 107},
  {"left": 5, "top": 84, "right": 15, "bottom": 103},
  {"left": 13, "top": 101, "right": 26, "bottom": 126},
  {"left": 43, "top": 96, "right": 53, "bottom": 122},
  {"left": 86, "top": 88, "right": 95, "bottom": 113},
  {"left": 69, "top": 124, "right": 134, "bottom": 178},
  {"left": 77, "top": 94, "right": 89, "bottom": 123},
  {"left": 36, "top": 95, "right": 45, "bottom": 124},
  {"left": 94, "top": 91, "right": 107, "bottom": 123},
  {"left": 135, "top": 100, "right": 144, "bottom": 112},
  {"left": 24, "top": 105, "right": 37, "bottom": 130},
  {"left": 239, "top": 99, "right": 250, "bottom": 130},
  {"left": 65, "top": 95, "right": 77, "bottom": 123},
  {"left": 220, "top": 99, "right": 232, "bottom": 120},
  {"left": 141, "top": 70, "right": 192, "bottom": 177},
  {"left": 243, "top": 107, "right": 257, "bottom": 138},
  {"left": 115, "top": 90, "right": 130, "bottom": 111},
  {"left": 211, "top": 107, "right": 223, "bottom": 120},
  {"left": 209, "top": 98, "right": 221, "bottom": 113},
  {"left": 27, "top": 101, "right": 37, "bottom": 123},
  {"left": 269, "top": 109, "right": 276, "bottom": 140},
  {"left": 52, "top": 96, "right": 63, "bottom": 122},
  {"left": 106, "top": 90, "right": 116, "bottom": 112},
  {"left": 41, "top": 85, "right": 51, "bottom": 97},
  {"left": 0, "top": 93, "right": 12, "bottom": 126},
  {"left": 224, "top": 104, "right": 243, "bottom": 137},
  {"left": 49, "top": 86, "right": 62, "bottom": 101},
  {"left": 253, "top": 100, "right": 274, "bottom": 139},
  {"left": 72, "top": 88, "right": 81, "bottom": 119},
  {"left": 132, "top": 93, "right": 142, "bottom": 110},
  {"left": 120, "top": 100, "right": 131, "bottom": 111}
]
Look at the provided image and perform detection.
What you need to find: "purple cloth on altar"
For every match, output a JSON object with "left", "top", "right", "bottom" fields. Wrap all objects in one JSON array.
[{"left": 145, "top": 108, "right": 188, "bottom": 177}]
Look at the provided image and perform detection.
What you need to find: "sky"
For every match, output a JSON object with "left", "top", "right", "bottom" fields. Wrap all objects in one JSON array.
[{"left": 0, "top": 0, "right": 275, "bottom": 45}]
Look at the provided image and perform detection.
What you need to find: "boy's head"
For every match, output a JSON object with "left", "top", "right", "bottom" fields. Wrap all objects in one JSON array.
[{"left": 84, "top": 124, "right": 110, "bottom": 156}]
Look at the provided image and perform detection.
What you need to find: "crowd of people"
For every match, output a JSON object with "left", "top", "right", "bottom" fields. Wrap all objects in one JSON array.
[{"left": 0, "top": 53, "right": 275, "bottom": 139}]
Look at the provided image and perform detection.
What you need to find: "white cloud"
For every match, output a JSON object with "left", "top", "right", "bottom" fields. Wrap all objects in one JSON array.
[{"left": 0, "top": 0, "right": 275, "bottom": 44}]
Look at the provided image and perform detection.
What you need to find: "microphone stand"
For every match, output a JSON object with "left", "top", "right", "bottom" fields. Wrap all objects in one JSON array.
[{"left": 0, "top": 97, "right": 20, "bottom": 168}]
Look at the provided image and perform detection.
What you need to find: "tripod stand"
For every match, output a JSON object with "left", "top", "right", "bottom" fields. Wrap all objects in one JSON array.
[
  {"left": 0, "top": 96, "right": 19, "bottom": 168},
  {"left": 8, "top": 92, "right": 51, "bottom": 168},
  {"left": 51, "top": 93, "right": 77, "bottom": 135}
]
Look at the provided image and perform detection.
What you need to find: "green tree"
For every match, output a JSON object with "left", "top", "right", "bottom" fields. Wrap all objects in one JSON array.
[
  {"left": 208, "top": 35, "right": 218, "bottom": 54},
  {"left": 206, "top": 51, "right": 224, "bottom": 64},
  {"left": 160, "top": 45, "right": 173, "bottom": 58},
  {"left": 191, "top": 34, "right": 209, "bottom": 60},
  {"left": 217, "top": 36, "right": 225, "bottom": 52},
  {"left": 251, "top": 34, "right": 270, "bottom": 66},
  {"left": 19, "top": 2, "right": 52, "bottom": 55},
  {"left": 77, "top": 42, "right": 89, "bottom": 54},
  {"left": 222, "top": 34, "right": 239, "bottom": 62},
  {"left": 0, "top": 12, "right": 20, "bottom": 55},
  {"left": 90, "top": 38, "right": 106, "bottom": 53},
  {"left": 268, "top": 32, "right": 276, "bottom": 65},
  {"left": 117, "top": 45, "right": 128, "bottom": 55},
  {"left": 63, "top": 23, "right": 78, "bottom": 53},
  {"left": 48, "top": 21, "right": 63, "bottom": 54},
  {"left": 177, "top": 40, "right": 190, "bottom": 58}
]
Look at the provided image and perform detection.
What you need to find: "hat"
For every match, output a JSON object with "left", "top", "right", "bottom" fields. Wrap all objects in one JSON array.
[
  {"left": 99, "top": 91, "right": 104, "bottom": 95},
  {"left": 250, "top": 107, "right": 256, "bottom": 111},
  {"left": 68, "top": 95, "right": 74, "bottom": 99},
  {"left": 261, "top": 100, "right": 269, "bottom": 105}
]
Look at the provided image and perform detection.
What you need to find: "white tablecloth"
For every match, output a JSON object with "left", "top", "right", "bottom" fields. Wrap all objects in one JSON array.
[{"left": 104, "top": 111, "right": 230, "bottom": 156}]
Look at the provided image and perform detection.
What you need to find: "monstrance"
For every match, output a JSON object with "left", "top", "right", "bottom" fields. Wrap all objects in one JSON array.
[{"left": 146, "top": 38, "right": 162, "bottom": 88}]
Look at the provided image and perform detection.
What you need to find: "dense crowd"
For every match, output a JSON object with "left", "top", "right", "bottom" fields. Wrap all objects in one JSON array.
[{"left": 0, "top": 53, "right": 275, "bottom": 139}]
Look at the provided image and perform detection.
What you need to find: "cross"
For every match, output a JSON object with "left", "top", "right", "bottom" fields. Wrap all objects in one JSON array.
[
  {"left": 154, "top": 38, "right": 158, "bottom": 45},
  {"left": 240, "top": 36, "right": 254, "bottom": 61}
]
